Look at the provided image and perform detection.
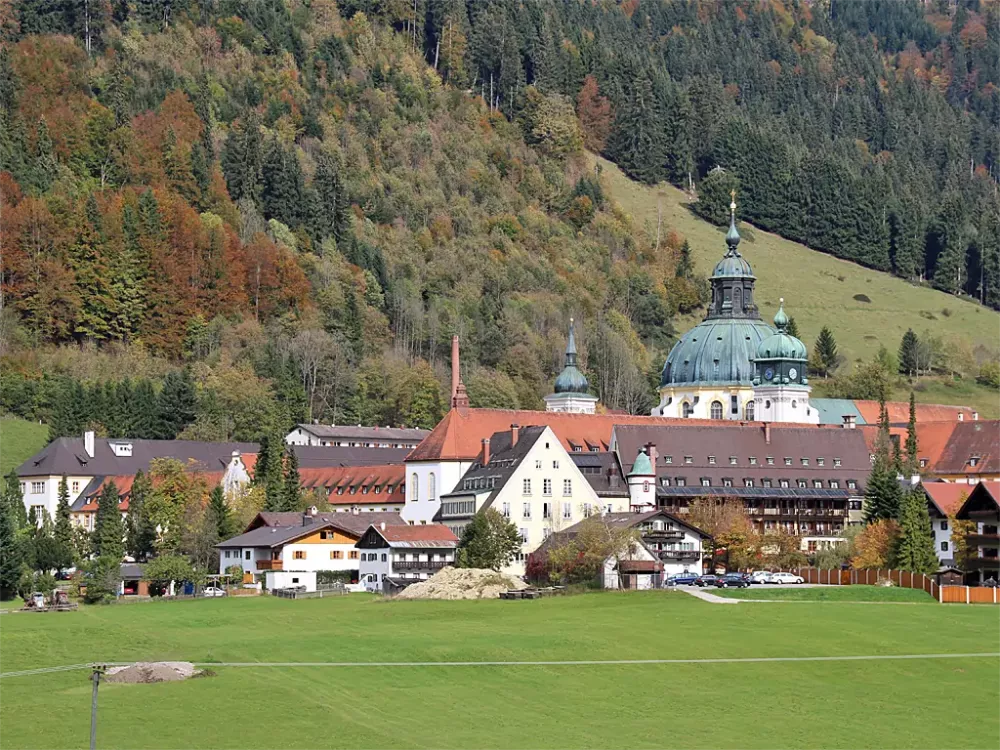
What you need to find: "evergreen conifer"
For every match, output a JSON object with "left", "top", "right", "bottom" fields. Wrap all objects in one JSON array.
[
  {"left": 280, "top": 451, "right": 302, "bottom": 512},
  {"left": 898, "top": 328, "right": 920, "bottom": 377},
  {"left": 894, "top": 487, "right": 938, "bottom": 575},
  {"left": 54, "top": 475, "right": 73, "bottom": 553},
  {"left": 125, "top": 470, "right": 156, "bottom": 561},
  {"left": 905, "top": 392, "right": 919, "bottom": 476},
  {"left": 93, "top": 480, "right": 124, "bottom": 561},
  {"left": 815, "top": 326, "right": 839, "bottom": 377},
  {"left": 207, "top": 485, "right": 233, "bottom": 541}
]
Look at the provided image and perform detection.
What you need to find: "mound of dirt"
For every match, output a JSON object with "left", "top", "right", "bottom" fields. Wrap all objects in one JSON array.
[
  {"left": 105, "top": 662, "right": 199, "bottom": 684},
  {"left": 395, "top": 567, "right": 528, "bottom": 600}
]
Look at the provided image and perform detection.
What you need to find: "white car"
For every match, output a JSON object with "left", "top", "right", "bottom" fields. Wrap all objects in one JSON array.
[
  {"left": 203, "top": 586, "right": 227, "bottom": 597},
  {"left": 769, "top": 572, "right": 804, "bottom": 585},
  {"left": 749, "top": 571, "right": 772, "bottom": 584}
]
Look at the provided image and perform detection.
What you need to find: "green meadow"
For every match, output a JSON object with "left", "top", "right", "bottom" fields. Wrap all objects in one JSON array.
[
  {"left": 0, "top": 418, "right": 48, "bottom": 476},
  {"left": 1, "top": 592, "right": 996, "bottom": 749}
]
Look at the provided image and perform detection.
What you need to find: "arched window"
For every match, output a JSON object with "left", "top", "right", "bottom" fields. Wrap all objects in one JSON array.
[
  {"left": 710, "top": 401, "right": 724, "bottom": 420},
  {"left": 791, "top": 400, "right": 798, "bottom": 409},
  {"left": 745, "top": 400, "right": 755, "bottom": 421},
  {"left": 734, "top": 287, "right": 743, "bottom": 311},
  {"left": 429, "top": 472, "right": 436, "bottom": 501},
  {"left": 643, "top": 481, "right": 650, "bottom": 493},
  {"left": 410, "top": 473, "right": 419, "bottom": 502},
  {"left": 682, "top": 401, "right": 692, "bottom": 418}
]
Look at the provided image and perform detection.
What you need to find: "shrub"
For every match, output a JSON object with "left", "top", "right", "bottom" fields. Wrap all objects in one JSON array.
[
  {"left": 317, "top": 569, "right": 357, "bottom": 585},
  {"left": 853, "top": 293, "right": 871, "bottom": 303}
]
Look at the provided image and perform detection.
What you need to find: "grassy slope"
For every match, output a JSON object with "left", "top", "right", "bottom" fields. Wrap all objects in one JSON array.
[
  {"left": 713, "top": 585, "right": 934, "bottom": 602},
  {"left": 0, "top": 418, "right": 47, "bottom": 476},
  {"left": 1, "top": 593, "right": 997, "bottom": 749},
  {"left": 595, "top": 155, "right": 1000, "bottom": 407}
]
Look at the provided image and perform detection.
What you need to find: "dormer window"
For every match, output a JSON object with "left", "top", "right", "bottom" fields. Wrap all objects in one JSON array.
[
  {"left": 708, "top": 456, "right": 716, "bottom": 465},
  {"left": 969, "top": 456, "right": 980, "bottom": 467},
  {"left": 766, "top": 457, "right": 774, "bottom": 465},
  {"left": 817, "top": 458, "right": 825, "bottom": 467},
  {"left": 729, "top": 456, "right": 737, "bottom": 465},
  {"left": 833, "top": 458, "right": 841, "bottom": 468},
  {"left": 919, "top": 458, "right": 928, "bottom": 468},
  {"left": 664, "top": 456, "right": 673, "bottom": 464},
  {"left": 801, "top": 458, "right": 809, "bottom": 466},
  {"left": 684, "top": 456, "right": 693, "bottom": 465},
  {"left": 784, "top": 457, "right": 792, "bottom": 466},
  {"left": 722, "top": 478, "right": 732, "bottom": 488},
  {"left": 749, "top": 456, "right": 757, "bottom": 465}
]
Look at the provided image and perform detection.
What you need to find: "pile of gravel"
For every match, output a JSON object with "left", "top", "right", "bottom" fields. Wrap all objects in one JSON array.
[
  {"left": 395, "top": 567, "right": 528, "bottom": 600},
  {"left": 105, "top": 662, "right": 199, "bottom": 684}
]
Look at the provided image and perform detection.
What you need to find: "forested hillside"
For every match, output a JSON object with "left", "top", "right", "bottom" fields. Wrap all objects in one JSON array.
[
  {"left": 0, "top": 0, "right": 706, "bottom": 437},
  {"left": 0, "top": 0, "right": 996, "bottom": 442}
]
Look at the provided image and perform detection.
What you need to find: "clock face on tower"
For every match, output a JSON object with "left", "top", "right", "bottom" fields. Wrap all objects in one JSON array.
[
  {"left": 788, "top": 367, "right": 798, "bottom": 380},
  {"left": 764, "top": 367, "right": 774, "bottom": 381}
]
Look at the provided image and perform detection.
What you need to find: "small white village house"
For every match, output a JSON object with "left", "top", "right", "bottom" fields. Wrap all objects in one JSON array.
[
  {"left": 355, "top": 523, "right": 459, "bottom": 592},
  {"left": 216, "top": 510, "right": 400, "bottom": 582}
]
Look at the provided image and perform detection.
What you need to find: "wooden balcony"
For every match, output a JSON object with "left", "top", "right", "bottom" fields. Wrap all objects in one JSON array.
[
  {"left": 657, "top": 550, "right": 700, "bottom": 561},
  {"left": 641, "top": 529, "right": 684, "bottom": 541},
  {"left": 256, "top": 560, "right": 282, "bottom": 571},
  {"left": 967, "top": 534, "right": 1000, "bottom": 547}
]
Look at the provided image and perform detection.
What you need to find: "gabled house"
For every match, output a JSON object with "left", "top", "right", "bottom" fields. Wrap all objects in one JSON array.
[
  {"left": 355, "top": 522, "right": 459, "bottom": 592},
  {"left": 299, "top": 464, "right": 406, "bottom": 512},
  {"left": 955, "top": 482, "right": 1000, "bottom": 584},
  {"left": 931, "top": 420, "right": 1000, "bottom": 484},
  {"left": 216, "top": 509, "right": 401, "bottom": 581},
  {"left": 533, "top": 510, "right": 711, "bottom": 588},
  {"left": 920, "top": 482, "right": 973, "bottom": 567},
  {"left": 436, "top": 425, "right": 620, "bottom": 576}
]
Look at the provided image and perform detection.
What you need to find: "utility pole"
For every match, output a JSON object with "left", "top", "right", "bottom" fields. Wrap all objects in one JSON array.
[{"left": 90, "top": 664, "right": 107, "bottom": 750}]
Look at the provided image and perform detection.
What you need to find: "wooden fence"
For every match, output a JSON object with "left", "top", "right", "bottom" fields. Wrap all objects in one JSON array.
[{"left": 795, "top": 567, "right": 939, "bottom": 598}]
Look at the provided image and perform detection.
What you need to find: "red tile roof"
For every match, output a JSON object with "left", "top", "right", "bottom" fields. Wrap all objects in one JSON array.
[
  {"left": 75, "top": 471, "right": 224, "bottom": 513},
  {"left": 303, "top": 464, "right": 406, "bottom": 505},
  {"left": 921, "top": 482, "right": 973, "bottom": 517},
  {"left": 616, "top": 560, "right": 663, "bottom": 573},
  {"left": 933, "top": 420, "right": 1000, "bottom": 476},
  {"left": 378, "top": 524, "right": 459, "bottom": 543},
  {"left": 407, "top": 408, "right": 840, "bottom": 462},
  {"left": 853, "top": 400, "right": 975, "bottom": 425}
]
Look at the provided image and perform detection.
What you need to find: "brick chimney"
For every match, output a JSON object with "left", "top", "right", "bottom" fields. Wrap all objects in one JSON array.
[
  {"left": 481, "top": 438, "right": 490, "bottom": 465},
  {"left": 450, "top": 336, "right": 469, "bottom": 408},
  {"left": 510, "top": 424, "right": 520, "bottom": 448},
  {"left": 647, "top": 443, "right": 658, "bottom": 474},
  {"left": 763, "top": 422, "right": 771, "bottom": 445}
]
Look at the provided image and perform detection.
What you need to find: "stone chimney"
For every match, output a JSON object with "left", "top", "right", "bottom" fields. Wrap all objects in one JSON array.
[
  {"left": 510, "top": 424, "right": 520, "bottom": 448},
  {"left": 481, "top": 438, "right": 490, "bottom": 465},
  {"left": 647, "top": 443, "right": 658, "bottom": 475},
  {"left": 763, "top": 422, "right": 771, "bottom": 445},
  {"left": 380, "top": 521, "right": 386, "bottom": 532},
  {"left": 302, "top": 511, "right": 314, "bottom": 526},
  {"left": 84, "top": 430, "right": 95, "bottom": 458},
  {"left": 842, "top": 415, "right": 856, "bottom": 429}
]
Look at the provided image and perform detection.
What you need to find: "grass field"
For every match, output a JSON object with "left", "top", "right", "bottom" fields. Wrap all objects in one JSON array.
[
  {"left": 0, "top": 417, "right": 48, "bottom": 476},
  {"left": 1, "top": 593, "right": 997, "bottom": 749},
  {"left": 712, "top": 585, "right": 935, "bottom": 603},
  {"left": 594, "top": 155, "right": 1000, "bottom": 373}
]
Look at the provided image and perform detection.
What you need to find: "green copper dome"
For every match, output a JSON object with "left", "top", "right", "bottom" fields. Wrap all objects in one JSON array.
[
  {"left": 629, "top": 449, "right": 653, "bottom": 476},
  {"left": 660, "top": 195, "right": 775, "bottom": 388},
  {"left": 755, "top": 299, "right": 807, "bottom": 361},
  {"left": 661, "top": 318, "right": 776, "bottom": 387},
  {"left": 553, "top": 319, "right": 590, "bottom": 394}
]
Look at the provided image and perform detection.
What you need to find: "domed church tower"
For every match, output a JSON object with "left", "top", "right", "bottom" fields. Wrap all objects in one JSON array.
[
  {"left": 652, "top": 194, "right": 775, "bottom": 420},
  {"left": 751, "top": 299, "right": 818, "bottom": 424},
  {"left": 544, "top": 319, "right": 599, "bottom": 414}
]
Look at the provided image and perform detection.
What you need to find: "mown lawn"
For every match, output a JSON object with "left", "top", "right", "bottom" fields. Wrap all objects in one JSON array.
[
  {"left": 0, "top": 417, "right": 48, "bottom": 476},
  {"left": 712, "top": 585, "right": 935, "bottom": 603},
  {"left": 1, "top": 592, "right": 997, "bottom": 749}
]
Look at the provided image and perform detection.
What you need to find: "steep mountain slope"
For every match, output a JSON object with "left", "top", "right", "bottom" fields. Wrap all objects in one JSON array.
[{"left": 595, "top": 154, "right": 1000, "bottom": 363}]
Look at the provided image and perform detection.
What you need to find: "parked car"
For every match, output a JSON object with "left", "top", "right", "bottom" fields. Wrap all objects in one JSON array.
[
  {"left": 749, "top": 571, "right": 773, "bottom": 584},
  {"left": 665, "top": 572, "right": 700, "bottom": 586},
  {"left": 769, "top": 572, "right": 805, "bottom": 585},
  {"left": 692, "top": 574, "right": 719, "bottom": 587},
  {"left": 714, "top": 573, "right": 751, "bottom": 588},
  {"left": 203, "top": 586, "right": 227, "bottom": 597}
]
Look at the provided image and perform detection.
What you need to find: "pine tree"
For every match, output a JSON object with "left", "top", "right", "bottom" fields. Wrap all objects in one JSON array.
[
  {"left": 93, "top": 480, "right": 124, "bottom": 561},
  {"left": 261, "top": 137, "right": 305, "bottom": 227},
  {"left": 904, "top": 392, "right": 919, "bottom": 477},
  {"left": 280, "top": 451, "right": 302, "bottom": 512},
  {"left": 255, "top": 435, "right": 286, "bottom": 511},
  {"left": 898, "top": 328, "right": 920, "bottom": 377},
  {"left": 2, "top": 472, "right": 27, "bottom": 530},
  {"left": 675, "top": 241, "right": 694, "bottom": 280},
  {"left": 54, "top": 475, "right": 73, "bottom": 553},
  {"left": 785, "top": 317, "right": 800, "bottom": 339},
  {"left": 864, "top": 397, "right": 902, "bottom": 522},
  {"left": 207, "top": 485, "right": 233, "bottom": 541},
  {"left": 693, "top": 169, "right": 739, "bottom": 226},
  {"left": 0, "top": 500, "right": 21, "bottom": 599},
  {"left": 815, "top": 327, "right": 839, "bottom": 377},
  {"left": 157, "top": 368, "right": 197, "bottom": 438},
  {"left": 894, "top": 488, "right": 938, "bottom": 575},
  {"left": 125, "top": 470, "right": 156, "bottom": 562},
  {"left": 132, "top": 379, "right": 161, "bottom": 439},
  {"left": 28, "top": 116, "right": 58, "bottom": 193}
]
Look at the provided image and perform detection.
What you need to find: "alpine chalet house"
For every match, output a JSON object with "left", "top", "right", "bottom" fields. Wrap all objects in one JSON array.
[
  {"left": 955, "top": 482, "right": 1000, "bottom": 584},
  {"left": 535, "top": 510, "right": 711, "bottom": 588},
  {"left": 355, "top": 522, "right": 459, "bottom": 592},
  {"left": 920, "top": 482, "right": 973, "bottom": 567},
  {"left": 216, "top": 509, "right": 400, "bottom": 582},
  {"left": 285, "top": 424, "right": 428, "bottom": 449},
  {"left": 610, "top": 422, "right": 872, "bottom": 551},
  {"left": 437, "top": 425, "right": 620, "bottom": 575}
]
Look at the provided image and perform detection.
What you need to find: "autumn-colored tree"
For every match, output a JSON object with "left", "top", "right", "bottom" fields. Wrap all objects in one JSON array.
[
  {"left": 545, "top": 516, "right": 641, "bottom": 585},
  {"left": 687, "top": 497, "right": 754, "bottom": 570},
  {"left": 850, "top": 519, "right": 900, "bottom": 570},
  {"left": 576, "top": 75, "right": 611, "bottom": 152}
]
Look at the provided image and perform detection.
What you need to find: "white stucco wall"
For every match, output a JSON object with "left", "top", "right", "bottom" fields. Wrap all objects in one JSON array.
[
  {"left": 359, "top": 549, "right": 392, "bottom": 591},
  {"left": 932, "top": 515, "right": 954, "bottom": 565},
  {"left": 401, "top": 460, "right": 471, "bottom": 524},
  {"left": 653, "top": 386, "right": 756, "bottom": 421},
  {"left": 21, "top": 474, "right": 92, "bottom": 521},
  {"left": 265, "top": 570, "right": 317, "bottom": 592},
  {"left": 753, "top": 386, "right": 819, "bottom": 424}
]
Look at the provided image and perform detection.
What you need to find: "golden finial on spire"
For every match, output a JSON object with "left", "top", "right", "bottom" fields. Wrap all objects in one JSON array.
[{"left": 730, "top": 189, "right": 737, "bottom": 212}]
